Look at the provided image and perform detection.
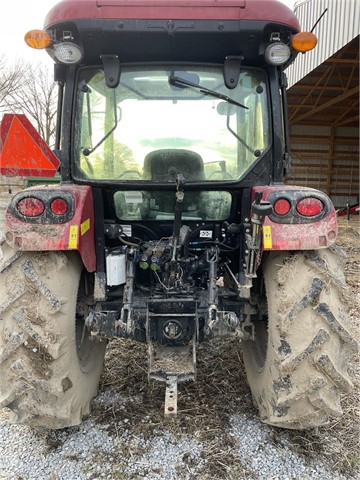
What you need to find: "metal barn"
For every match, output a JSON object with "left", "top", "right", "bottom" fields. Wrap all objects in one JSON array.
[{"left": 286, "top": 0, "right": 359, "bottom": 209}]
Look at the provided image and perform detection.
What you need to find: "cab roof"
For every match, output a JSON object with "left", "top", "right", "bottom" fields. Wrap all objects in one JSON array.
[
  {"left": 44, "top": 0, "right": 301, "bottom": 65},
  {"left": 45, "top": 0, "right": 300, "bottom": 28}
]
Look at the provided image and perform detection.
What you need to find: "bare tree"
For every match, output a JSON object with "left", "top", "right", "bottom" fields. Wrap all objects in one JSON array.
[
  {"left": 0, "top": 55, "right": 27, "bottom": 106},
  {"left": 0, "top": 57, "right": 57, "bottom": 146}
]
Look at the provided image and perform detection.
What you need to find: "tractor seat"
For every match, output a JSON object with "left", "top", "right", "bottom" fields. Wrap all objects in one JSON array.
[{"left": 143, "top": 149, "right": 204, "bottom": 182}]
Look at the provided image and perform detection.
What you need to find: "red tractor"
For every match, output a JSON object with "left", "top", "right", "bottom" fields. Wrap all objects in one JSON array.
[{"left": 0, "top": 0, "right": 356, "bottom": 429}]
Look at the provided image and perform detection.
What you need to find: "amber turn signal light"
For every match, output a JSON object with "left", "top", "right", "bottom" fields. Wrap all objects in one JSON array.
[
  {"left": 25, "top": 30, "right": 51, "bottom": 49},
  {"left": 291, "top": 32, "right": 318, "bottom": 52}
]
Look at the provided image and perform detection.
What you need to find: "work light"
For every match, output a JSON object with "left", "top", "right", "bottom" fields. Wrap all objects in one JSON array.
[
  {"left": 264, "top": 43, "right": 290, "bottom": 65},
  {"left": 53, "top": 42, "right": 83, "bottom": 64}
]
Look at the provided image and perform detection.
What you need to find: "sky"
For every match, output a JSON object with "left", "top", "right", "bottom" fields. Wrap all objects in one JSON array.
[{"left": 0, "top": 0, "right": 295, "bottom": 65}]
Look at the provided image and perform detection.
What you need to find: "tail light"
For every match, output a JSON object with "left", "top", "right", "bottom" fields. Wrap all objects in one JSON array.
[
  {"left": 17, "top": 197, "right": 45, "bottom": 217},
  {"left": 296, "top": 197, "right": 324, "bottom": 217},
  {"left": 264, "top": 188, "right": 332, "bottom": 224},
  {"left": 10, "top": 190, "right": 75, "bottom": 224},
  {"left": 50, "top": 198, "right": 68, "bottom": 215},
  {"left": 273, "top": 198, "right": 291, "bottom": 216}
]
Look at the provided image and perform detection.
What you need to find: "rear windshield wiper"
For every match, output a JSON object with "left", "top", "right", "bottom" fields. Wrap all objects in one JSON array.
[
  {"left": 169, "top": 75, "right": 248, "bottom": 110},
  {"left": 82, "top": 89, "right": 118, "bottom": 157}
]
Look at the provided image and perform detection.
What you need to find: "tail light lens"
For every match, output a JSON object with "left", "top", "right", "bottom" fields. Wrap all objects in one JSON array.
[
  {"left": 296, "top": 197, "right": 324, "bottom": 216},
  {"left": 50, "top": 198, "right": 68, "bottom": 215},
  {"left": 17, "top": 197, "right": 45, "bottom": 217},
  {"left": 273, "top": 198, "right": 291, "bottom": 216}
]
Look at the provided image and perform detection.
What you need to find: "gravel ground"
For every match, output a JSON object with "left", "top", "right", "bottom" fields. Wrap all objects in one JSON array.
[
  {"left": 0, "top": 406, "right": 349, "bottom": 480},
  {"left": 0, "top": 192, "right": 358, "bottom": 480}
]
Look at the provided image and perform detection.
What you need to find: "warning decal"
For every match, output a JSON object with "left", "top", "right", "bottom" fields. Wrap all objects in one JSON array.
[
  {"left": 263, "top": 225, "right": 273, "bottom": 249},
  {"left": 81, "top": 218, "right": 90, "bottom": 236},
  {"left": 69, "top": 225, "right": 79, "bottom": 249}
]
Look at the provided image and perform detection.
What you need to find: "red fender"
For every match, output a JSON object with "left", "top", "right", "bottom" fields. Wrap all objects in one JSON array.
[
  {"left": 251, "top": 186, "right": 337, "bottom": 251},
  {"left": 5, "top": 185, "right": 96, "bottom": 272}
]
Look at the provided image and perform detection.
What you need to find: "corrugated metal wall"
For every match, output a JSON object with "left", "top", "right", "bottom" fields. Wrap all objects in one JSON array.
[
  {"left": 287, "top": 0, "right": 360, "bottom": 87},
  {"left": 286, "top": 125, "right": 359, "bottom": 208},
  {"left": 285, "top": 0, "right": 359, "bottom": 209}
]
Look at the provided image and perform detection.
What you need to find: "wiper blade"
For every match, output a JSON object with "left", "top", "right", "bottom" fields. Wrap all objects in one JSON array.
[
  {"left": 82, "top": 89, "right": 118, "bottom": 157},
  {"left": 169, "top": 75, "right": 248, "bottom": 110}
]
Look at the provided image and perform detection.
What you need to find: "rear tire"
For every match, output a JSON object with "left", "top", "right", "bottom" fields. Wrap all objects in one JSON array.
[
  {"left": 0, "top": 243, "right": 106, "bottom": 429},
  {"left": 242, "top": 248, "right": 357, "bottom": 429}
]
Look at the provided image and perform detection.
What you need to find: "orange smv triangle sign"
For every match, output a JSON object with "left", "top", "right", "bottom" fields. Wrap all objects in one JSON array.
[{"left": 0, "top": 114, "right": 60, "bottom": 177}]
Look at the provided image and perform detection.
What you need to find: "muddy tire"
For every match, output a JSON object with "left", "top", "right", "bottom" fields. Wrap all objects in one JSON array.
[
  {"left": 242, "top": 247, "right": 357, "bottom": 430},
  {"left": 0, "top": 243, "right": 106, "bottom": 429}
]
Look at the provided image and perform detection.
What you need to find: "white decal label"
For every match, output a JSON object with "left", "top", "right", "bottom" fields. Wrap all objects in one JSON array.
[
  {"left": 199, "top": 230, "right": 213, "bottom": 239},
  {"left": 124, "top": 192, "right": 143, "bottom": 204}
]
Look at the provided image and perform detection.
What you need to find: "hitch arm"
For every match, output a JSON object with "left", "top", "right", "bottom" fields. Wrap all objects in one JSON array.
[{"left": 245, "top": 191, "right": 273, "bottom": 277}]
